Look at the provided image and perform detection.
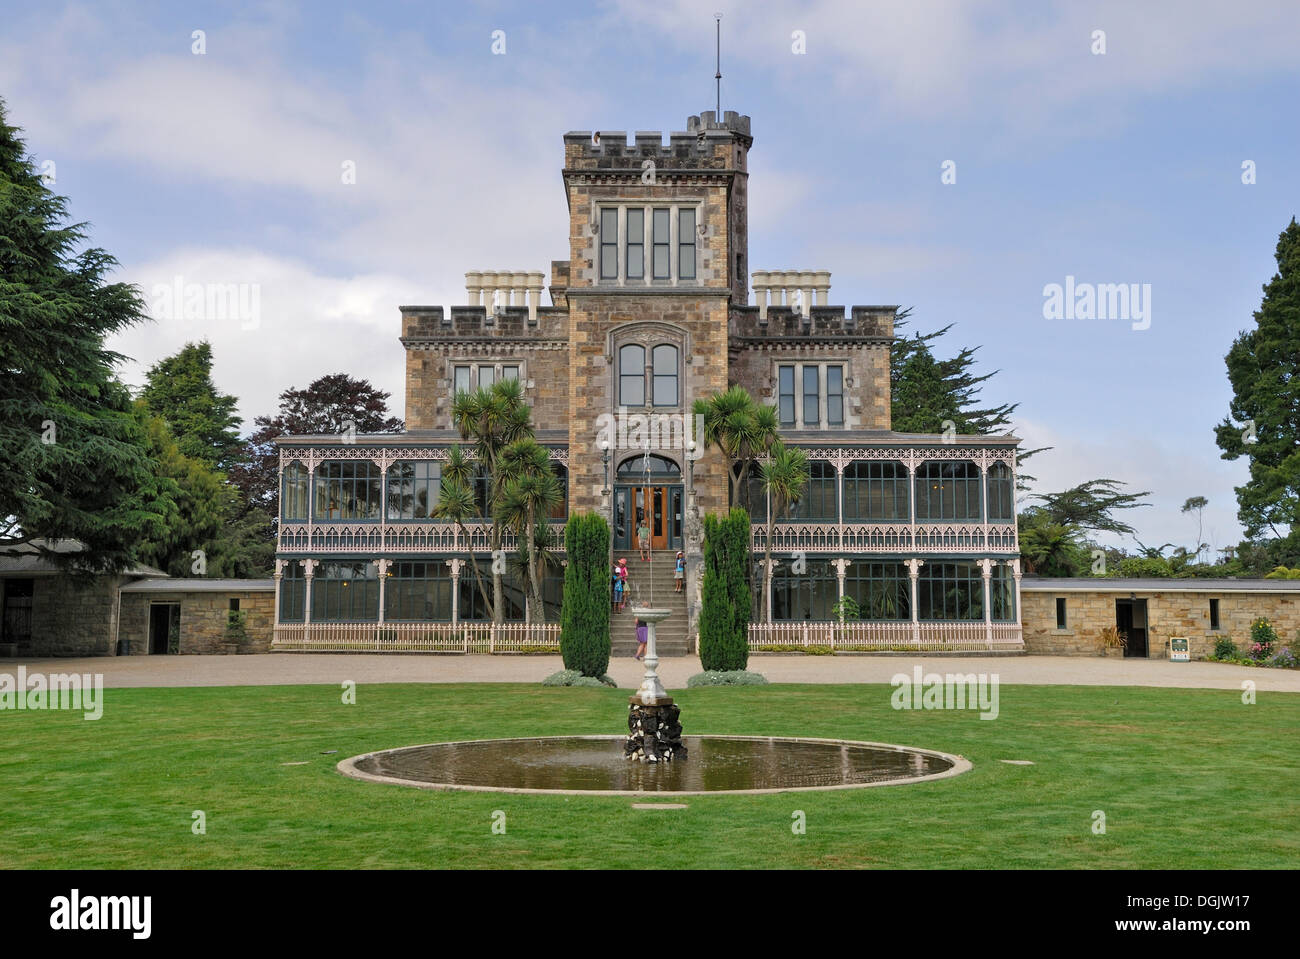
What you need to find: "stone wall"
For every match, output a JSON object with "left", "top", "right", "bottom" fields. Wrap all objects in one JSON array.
[
  {"left": 20, "top": 575, "right": 122, "bottom": 657},
  {"left": 729, "top": 306, "right": 895, "bottom": 431},
  {"left": 401, "top": 306, "right": 570, "bottom": 430},
  {"left": 1023, "top": 588, "right": 1300, "bottom": 659},
  {"left": 118, "top": 590, "right": 275, "bottom": 655}
]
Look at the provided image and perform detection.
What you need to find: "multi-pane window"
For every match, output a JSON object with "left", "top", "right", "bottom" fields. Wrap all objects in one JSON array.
[
  {"left": 280, "top": 563, "right": 305, "bottom": 622},
  {"left": 626, "top": 208, "right": 644, "bottom": 279},
  {"left": 312, "top": 561, "right": 379, "bottom": 622},
  {"left": 386, "top": 462, "right": 442, "bottom": 520},
  {"left": 386, "top": 561, "right": 453, "bottom": 621},
  {"left": 916, "top": 562, "right": 984, "bottom": 621},
  {"left": 678, "top": 208, "right": 696, "bottom": 279},
  {"left": 548, "top": 464, "right": 569, "bottom": 521},
  {"left": 991, "top": 565, "right": 1016, "bottom": 622},
  {"left": 600, "top": 208, "right": 619, "bottom": 279},
  {"left": 914, "top": 461, "right": 983, "bottom": 522},
  {"left": 652, "top": 345, "right": 679, "bottom": 406},
  {"left": 771, "top": 559, "right": 838, "bottom": 621},
  {"left": 845, "top": 561, "right": 911, "bottom": 621},
  {"left": 652, "top": 208, "right": 671, "bottom": 278},
  {"left": 619, "top": 344, "right": 646, "bottom": 406},
  {"left": 827, "top": 366, "right": 844, "bottom": 426},
  {"left": 453, "top": 362, "right": 521, "bottom": 394},
  {"left": 843, "top": 461, "right": 909, "bottom": 521},
  {"left": 776, "top": 363, "right": 845, "bottom": 428},
  {"left": 281, "top": 461, "right": 309, "bottom": 522},
  {"left": 598, "top": 205, "right": 699, "bottom": 283},
  {"left": 314, "top": 461, "right": 382, "bottom": 521},
  {"left": 802, "top": 367, "right": 820, "bottom": 426},
  {"left": 777, "top": 366, "right": 795, "bottom": 425},
  {"left": 986, "top": 462, "right": 1014, "bottom": 521},
  {"left": 786, "top": 461, "right": 837, "bottom": 521}
]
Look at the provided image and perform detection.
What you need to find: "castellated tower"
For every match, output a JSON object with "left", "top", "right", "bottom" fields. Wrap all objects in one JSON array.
[{"left": 561, "top": 110, "right": 752, "bottom": 520}]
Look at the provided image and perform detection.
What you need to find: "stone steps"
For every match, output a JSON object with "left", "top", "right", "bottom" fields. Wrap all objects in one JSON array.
[{"left": 609, "top": 551, "right": 691, "bottom": 657}]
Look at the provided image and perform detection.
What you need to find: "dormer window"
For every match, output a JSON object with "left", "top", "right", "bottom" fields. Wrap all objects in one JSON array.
[{"left": 598, "top": 205, "right": 699, "bottom": 285}]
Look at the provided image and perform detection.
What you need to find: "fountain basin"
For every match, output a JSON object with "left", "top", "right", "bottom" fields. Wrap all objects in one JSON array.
[{"left": 338, "top": 735, "right": 970, "bottom": 795}]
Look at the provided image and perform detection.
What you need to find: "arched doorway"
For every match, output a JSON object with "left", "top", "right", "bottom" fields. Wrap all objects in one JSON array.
[{"left": 613, "top": 453, "right": 683, "bottom": 552}]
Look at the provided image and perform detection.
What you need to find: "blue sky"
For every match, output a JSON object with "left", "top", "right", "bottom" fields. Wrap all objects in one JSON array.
[{"left": 3, "top": 0, "right": 1298, "bottom": 554}]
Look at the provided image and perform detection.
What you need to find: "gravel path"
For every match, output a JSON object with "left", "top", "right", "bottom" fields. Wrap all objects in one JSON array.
[{"left": 4, "top": 654, "right": 1298, "bottom": 692}]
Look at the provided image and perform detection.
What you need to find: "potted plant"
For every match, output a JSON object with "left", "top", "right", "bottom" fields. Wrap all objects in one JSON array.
[{"left": 1098, "top": 625, "right": 1127, "bottom": 658}]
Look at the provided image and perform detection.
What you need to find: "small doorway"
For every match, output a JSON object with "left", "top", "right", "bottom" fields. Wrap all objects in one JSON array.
[
  {"left": 1, "top": 578, "right": 34, "bottom": 651},
  {"left": 1115, "top": 598, "right": 1148, "bottom": 657},
  {"left": 149, "top": 603, "right": 181, "bottom": 654}
]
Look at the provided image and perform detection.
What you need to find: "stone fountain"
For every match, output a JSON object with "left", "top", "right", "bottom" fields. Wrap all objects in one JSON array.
[{"left": 624, "top": 606, "right": 687, "bottom": 763}]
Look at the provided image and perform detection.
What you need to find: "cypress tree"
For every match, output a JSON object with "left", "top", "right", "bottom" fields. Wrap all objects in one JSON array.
[
  {"left": 560, "top": 512, "right": 611, "bottom": 677},
  {"left": 699, "top": 508, "right": 752, "bottom": 671}
]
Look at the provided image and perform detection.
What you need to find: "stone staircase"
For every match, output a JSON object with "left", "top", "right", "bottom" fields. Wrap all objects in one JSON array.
[{"left": 610, "top": 550, "right": 691, "bottom": 658}]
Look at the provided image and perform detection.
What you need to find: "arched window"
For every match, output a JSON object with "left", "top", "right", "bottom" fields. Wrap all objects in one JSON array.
[
  {"left": 616, "top": 453, "right": 680, "bottom": 480},
  {"left": 548, "top": 463, "right": 569, "bottom": 520},
  {"left": 652, "top": 344, "right": 679, "bottom": 406},
  {"left": 281, "top": 461, "right": 308, "bottom": 522},
  {"left": 986, "top": 462, "right": 1014, "bottom": 522},
  {"left": 619, "top": 344, "right": 645, "bottom": 406},
  {"left": 843, "top": 461, "right": 909, "bottom": 521},
  {"left": 914, "top": 461, "right": 982, "bottom": 522}
]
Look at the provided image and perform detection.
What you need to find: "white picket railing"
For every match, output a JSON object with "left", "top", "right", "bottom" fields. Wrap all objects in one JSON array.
[
  {"left": 748, "top": 621, "right": 1023, "bottom": 651},
  {"left": 272, "top": 621, "right": 561, "bottom": 653}
]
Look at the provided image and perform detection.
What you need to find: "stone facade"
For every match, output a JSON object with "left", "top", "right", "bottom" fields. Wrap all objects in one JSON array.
[
  {"left": 118, "top": 589, "right": 275, "bottom": 655},
  {"left": 1022, "top": 585, "right": 1300, "bottom": 659},
  {"left": 4, "top": 574, "right": 123, "bottom": 657}
]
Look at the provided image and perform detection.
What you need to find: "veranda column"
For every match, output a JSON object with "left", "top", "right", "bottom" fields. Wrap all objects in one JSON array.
[
  {"left": 831, "top": 558, "right": 850, "bottom": 642},
  {"left": 1007, "top": 558, "right": 1023, "bottom": 646},
  {"left": 272, "top": 559, "right": 286, "bottom": 644},
  {"left": 301, "top": 559, "right": 318, "bottom": 644},
  {"left": 763, "top": 558, "right": 780, "bottom": 623},
  {"left": 835, "top": 459, "right": 845, "bottom": 552},
  {"left": 376, "top": 559, "right": 391, "bottom": 627},
  {"left": 447, "top": 559, "right": 463, "bottom": 626},
  {"left": 905, "top": 558, "right": 924, "bottom": 646},
  {"left": 977, "top": 558, "right": 994, "bottom": 650},
  {"left": 979, "top": 460, "right": 989, "bottom": 552}
]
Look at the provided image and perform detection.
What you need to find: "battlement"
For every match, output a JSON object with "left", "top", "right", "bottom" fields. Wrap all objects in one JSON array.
[
  {"left": 731, "top": 305, "right": 898, "bottom": 341},
  {"left": 563, "top": 109, "right": 752, "bottom": 169},
  {"left": 400, "top": 305, "right": 569, "bottom": 342}
]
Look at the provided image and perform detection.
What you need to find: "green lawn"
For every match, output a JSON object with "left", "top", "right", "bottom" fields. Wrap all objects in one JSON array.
[{"left": 1, "top": 682, "right": 1296, "bottom": 868}]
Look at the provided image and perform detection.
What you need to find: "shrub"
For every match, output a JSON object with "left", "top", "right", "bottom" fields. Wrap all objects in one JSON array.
[
  {"left": 224, "top": 610, "right": 249, "bottom": 645},
  {"left": 542, "top": 669, "right": 617, "bottom": 687},
  {"left": 1269, "top": 647, "right": 1299, "bottom": 668},
  {"left": 686, "top": 670, "right": 770, "bottom": 687},
  {"left": 560, "top": 512, "right": 611, "bottom": 677},
  {"left": 1251, "top": 617, "right": 1279, "bottom": 646},
  {"left": 1212, "top": 635, "right": 1237, "bottom": 660},
  {"left": 698, "top": 508, "right": 752, "bottom": 672}
]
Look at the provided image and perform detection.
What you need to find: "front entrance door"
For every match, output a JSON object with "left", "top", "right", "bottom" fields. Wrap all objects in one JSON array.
[
  {"left": 613, "top": 485, "right": 683, "bottom": 551},
  {"left": 149, "top": 603, "right": 180, "bottom": 654},
  {"left": 1115, "top": 599, "right": 1149, "bottom": 657}
]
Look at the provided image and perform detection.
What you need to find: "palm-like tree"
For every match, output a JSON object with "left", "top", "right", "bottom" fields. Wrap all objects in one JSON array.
[
  {"left": 451, "top": 379, "right": 534, "bottom": 622},
  {"left": 758, "top": 443, "right": 809, "bottom": 621},
  {"left": 495, "top": 438, "right": 562, "bottom": 622},
  {"left": 434, "top": 445, "right": 493, "bottom": 618},
  {"left": 693, "top": 386, "right": 781, "bottom": 509}
]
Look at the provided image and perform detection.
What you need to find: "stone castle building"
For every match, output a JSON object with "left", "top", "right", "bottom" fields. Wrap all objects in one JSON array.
[{"left": 270, "top": 108, "right": 1025, "bottom": 653}]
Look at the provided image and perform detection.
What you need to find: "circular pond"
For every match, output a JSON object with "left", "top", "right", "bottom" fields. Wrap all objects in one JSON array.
[{"left": 338, "top": 735, "right": 970, "bottom": 795}]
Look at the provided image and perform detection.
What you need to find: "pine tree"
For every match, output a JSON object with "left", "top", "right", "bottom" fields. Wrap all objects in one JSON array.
[
  {"left": 1215, "top": 218, "right": 1300, "bottom": 550},
  {"left": 0, "top": 99, "right": 169, "bottom": 573},
  {"left": 139, "top": 341, "right": 243, "bottom": 472}
]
